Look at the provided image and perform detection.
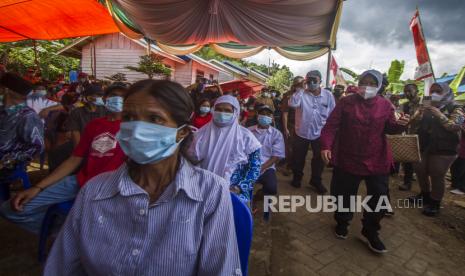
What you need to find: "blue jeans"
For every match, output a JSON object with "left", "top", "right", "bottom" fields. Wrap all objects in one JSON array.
[{"left": 0, "top": 175, "right": 79, "bottom": 234}]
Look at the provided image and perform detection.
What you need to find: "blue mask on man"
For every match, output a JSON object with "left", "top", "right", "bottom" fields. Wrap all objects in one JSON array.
[
  {"left": 116, "top": 121, "right": 184, "bottom": 164},
  {"left": 213, "top": 111, "right": 234, "bottom": 126},
  {"left": 258, "top": 115, "right": 273, "bottom": 127},
  {"left": 105, "top": 96, "right": 124, "bottom": 113}
]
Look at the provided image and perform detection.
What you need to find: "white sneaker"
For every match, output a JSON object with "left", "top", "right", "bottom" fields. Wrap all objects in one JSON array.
[{"left": 450, "top": 189, "right": 465, "bottom": 195}]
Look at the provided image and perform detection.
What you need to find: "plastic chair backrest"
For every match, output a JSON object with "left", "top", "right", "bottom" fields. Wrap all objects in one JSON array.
[{"left": 230, "top": 193, "right": 253, "bottom": 276}]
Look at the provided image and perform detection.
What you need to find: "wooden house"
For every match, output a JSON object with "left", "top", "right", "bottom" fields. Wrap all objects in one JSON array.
[{"left": 57, "top": 33, "right": 230, "bottom": 86}]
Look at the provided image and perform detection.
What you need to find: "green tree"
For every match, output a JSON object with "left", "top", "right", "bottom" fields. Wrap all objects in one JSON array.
[
  {"left": 267, "top": 67, "right": 293, "bottom": 92},
  {"left": 0, "top": 39, "right": 79, "bottom": 81},
  {"left": 126, "top": 55, "right": 171, "bottom": 79}
]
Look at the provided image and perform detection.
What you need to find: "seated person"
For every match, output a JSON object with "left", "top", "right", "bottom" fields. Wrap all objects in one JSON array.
[
  {"left": 0, "top": 72, "right": 44, "bottom": 199},
  {"left": 45, "top": 93, "right": 78, "bottom": 172},
  {"left": 191, "top": 98, "right": 212, "bottom": 129},
  {"left": 248, "top": 105, "right": 285, "bottom": 203},
  {"left": 44, "top": 79, "right": 240, "bottom": 275},
  {"left": 67, "top": 83, "right": 108, "bottom": 146},
  {"left": 0, "top": 83, "right": 128, "bottom": 234},
  {"left": 189, "top": 95, "right": 262, "bottom": 203}
]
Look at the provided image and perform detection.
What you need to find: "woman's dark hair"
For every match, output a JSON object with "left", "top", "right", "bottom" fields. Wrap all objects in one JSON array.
[{"left": 126, "top": 79, "right": 195, "bottom": 163}]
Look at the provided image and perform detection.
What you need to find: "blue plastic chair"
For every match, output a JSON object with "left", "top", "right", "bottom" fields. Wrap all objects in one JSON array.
[
  {"left": 231, "top": 193, "right": 253, "bottom": 276},
  {"left": 0, "top": 162, "right": 31, "bottom": 200},
  {"left": 38, "top": 200, "right": 74, "bottom": 262}
]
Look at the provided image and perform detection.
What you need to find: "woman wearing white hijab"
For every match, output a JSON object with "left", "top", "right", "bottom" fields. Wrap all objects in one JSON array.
[{"left": 190, "top": 95, "right": 262, "bottom": 202}]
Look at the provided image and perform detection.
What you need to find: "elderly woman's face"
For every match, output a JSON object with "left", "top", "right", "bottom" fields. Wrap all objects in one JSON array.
[
  {"left": 358, "top": 75, "right": 378, "bottom": 88},
  {"left": 214, "top": 103, "right": 234, "bottom": 113},
  {"left": 122, "top": 91, "right": 178, "bottom": 128}
]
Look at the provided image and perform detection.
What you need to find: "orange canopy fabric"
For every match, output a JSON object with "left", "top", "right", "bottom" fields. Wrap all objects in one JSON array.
[{"left": 0, "top": 0, "right": 119, "bottom": 42}]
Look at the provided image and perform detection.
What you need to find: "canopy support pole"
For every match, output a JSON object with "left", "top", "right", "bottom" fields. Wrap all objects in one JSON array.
[{"left": 325, "top": 47, "right": 332, "bottom": 88}]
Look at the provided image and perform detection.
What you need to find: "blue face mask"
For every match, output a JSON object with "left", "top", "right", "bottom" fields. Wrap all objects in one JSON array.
[
  {"left": 213, "top": 111, "right": 234, "bottom": 126},
  {"left": 199, "top": 106, "right": 210, "bottom": 114},
  {"left": 258, "top": 115, "right": 273, "bottom": 126},
  {"left": 116, "top": 121, "right": 184, "bottom": 164},
  {"left": 94, "top": 97, "right": 105, "bottom": 106},
  {"left": 105, "top": 96, "right": 124, "bottom": 113}
]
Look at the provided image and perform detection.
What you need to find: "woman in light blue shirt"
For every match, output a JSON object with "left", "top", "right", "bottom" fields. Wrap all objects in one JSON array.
[{"left": 44, "top": 80, "right": 242, "bottom": 276}]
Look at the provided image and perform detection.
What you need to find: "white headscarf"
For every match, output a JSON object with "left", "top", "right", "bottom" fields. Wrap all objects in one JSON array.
[{"left": 189, "top": 95, "right": 261, "bottom": 182}]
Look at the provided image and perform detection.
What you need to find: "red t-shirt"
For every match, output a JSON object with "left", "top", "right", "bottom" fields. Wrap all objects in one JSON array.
[
  {"left": 191, "top": 112, "right": 212, "bottom": 129},
  {"left": 73, "top": 117, "right": 126, "bottom": 187}
]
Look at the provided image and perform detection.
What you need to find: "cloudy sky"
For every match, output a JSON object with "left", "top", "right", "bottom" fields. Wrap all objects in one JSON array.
[{"left": 245, "top": 0, "right": 465, "bottom": 82}]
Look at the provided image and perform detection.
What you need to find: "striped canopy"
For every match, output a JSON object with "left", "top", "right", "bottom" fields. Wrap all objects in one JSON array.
[{"left": 106, "top": 0, "right": 344, "bottom": 61}]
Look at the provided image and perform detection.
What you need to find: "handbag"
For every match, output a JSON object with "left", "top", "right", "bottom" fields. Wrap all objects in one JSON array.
[{"left": 386, "top": 134, "right": 421, "bottom": 163}]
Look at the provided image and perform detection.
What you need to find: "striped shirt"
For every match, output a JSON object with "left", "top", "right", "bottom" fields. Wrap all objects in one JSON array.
[{"left": 44, "top": 158, "right": 242, "bottom": 276}]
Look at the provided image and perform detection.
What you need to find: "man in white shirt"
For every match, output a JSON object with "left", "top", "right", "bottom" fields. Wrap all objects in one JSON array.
[
  {"left": 288, "top": 70, "right": 335, "bottom": 193},
  {"left": 249, "top": 105, "right": 285, "bottom": 218}
]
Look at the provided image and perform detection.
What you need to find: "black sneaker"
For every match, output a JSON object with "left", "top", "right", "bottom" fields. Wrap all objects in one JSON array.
[
  {"left": 335, "top": 225, "right": 348, "bottom": 240},
  {"left": 422, "top": 200, "right": 440, "bottom": 217},
  {"left": 311, "top": 183, "right": 328, "bottom": 195},
  {"left": 290, "top": 179, "right": 301, "bottom": 188},
  {"left": 361, "top": 230, "right": 388, "bottom": 254},
  {"left": 407, "top": 192, "right": 430, "bottom": 205}
]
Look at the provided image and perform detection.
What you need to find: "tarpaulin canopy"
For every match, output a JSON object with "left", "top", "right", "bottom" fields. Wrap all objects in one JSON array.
[
  {"left": 107, "top": 0, "right": 344, "bottom": 60},
  {"left": 0, "top": 0, "right": 119, "bottom": 42}
]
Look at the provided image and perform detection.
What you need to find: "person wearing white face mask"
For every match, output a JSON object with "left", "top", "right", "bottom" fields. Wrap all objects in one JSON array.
[
  {"left": 66, "top": 84, "right": 109, "bottom": 146},
  {"left": 1, "top": 83, "right": 129, "bottom": 234},
  {"left": 320, "top": 69, "right": 410, "bottom": 254},
  {"left": 44, "top": 80, "right": 241, "bottom": 275},
  {"left": 408, "top": 82, "right": 465, "bottom": 216},
  {"left": 189, "top": 95, "right": 262, "bottom": 203},
  {"left": 288, "top": 70, "right": 335, "bottom": 193},
  {"left": 191, "top": 98, "right": 212, "bottom": 129},
  {"left": 248, "top": 105, "right": 285, "bottom": 219}
]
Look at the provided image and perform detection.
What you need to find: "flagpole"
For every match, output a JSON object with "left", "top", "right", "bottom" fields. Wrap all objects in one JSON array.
[
  {"left": 326, "top": 47, "right": 332, "bottom": 88},
  {"left": 417, "top": 7, "right": 436, "bottom": 81}
]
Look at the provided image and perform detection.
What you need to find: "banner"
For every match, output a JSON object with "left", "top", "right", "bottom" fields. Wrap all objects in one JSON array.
[
  {"left": 410, "top": 10, "right": 434, "bottom": 81},
  {"left": 329, "top": 56, "right": 347, "bottom": 87}
]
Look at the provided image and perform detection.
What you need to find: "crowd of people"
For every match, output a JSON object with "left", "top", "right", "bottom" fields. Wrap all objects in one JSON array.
[{"left": 0, "top": 64, "right": 464, "bottom": 272}]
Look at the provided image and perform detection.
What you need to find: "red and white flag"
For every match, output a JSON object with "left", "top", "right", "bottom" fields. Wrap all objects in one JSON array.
[
  {"left": 410, "top": 10, "right": 433, "bottom": 81},
  {"left": 330, "top": 56, "right": 347, "bottom": 87}
]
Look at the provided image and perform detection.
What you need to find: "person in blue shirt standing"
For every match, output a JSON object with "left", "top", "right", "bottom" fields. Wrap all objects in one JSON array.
[{"left": 288, "top": 70, "right": 335, "bottom": 193}]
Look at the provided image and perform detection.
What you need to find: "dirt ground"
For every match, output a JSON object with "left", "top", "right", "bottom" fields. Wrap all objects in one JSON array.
[{"left": 1, "top": 161, "right": 465, "bottom": 275}]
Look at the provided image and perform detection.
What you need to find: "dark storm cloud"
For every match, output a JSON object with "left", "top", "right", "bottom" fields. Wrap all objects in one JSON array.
[{"left": 341, "top": 0, "right": 465, "bottom": 45}]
